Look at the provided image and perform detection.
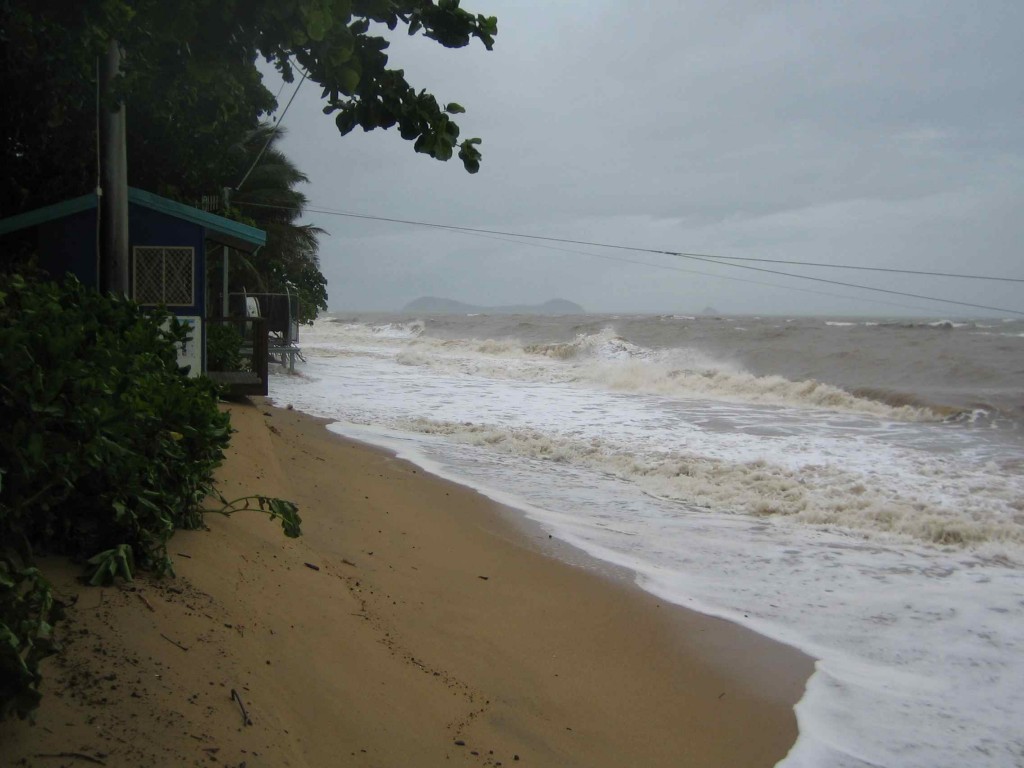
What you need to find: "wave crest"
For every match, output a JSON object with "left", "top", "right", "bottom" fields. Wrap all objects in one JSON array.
[
  {"left": 585, "top": 362, "right": 936, "bottom": 418},
  {"left": 398, "top": 418, "right": 1024, "bottom": 548},
  {"left": 320, "top": 321, "right": 942, "bottom": 420}
]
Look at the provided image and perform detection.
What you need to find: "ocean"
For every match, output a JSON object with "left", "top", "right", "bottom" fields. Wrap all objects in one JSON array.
[{"left": 269, "top": 312, "right": 1024, "bottom": 768}]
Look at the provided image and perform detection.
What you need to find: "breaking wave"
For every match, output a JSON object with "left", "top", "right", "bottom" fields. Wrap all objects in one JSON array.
[
  {"left": 327, "top": 318, "right": 425, "bottom": 340},
  {"left": 392, "top": 327, "right": 941, "bottom": 421},
  {"left": 397, "top": 417, "right": 1024, "bottom": 549}
]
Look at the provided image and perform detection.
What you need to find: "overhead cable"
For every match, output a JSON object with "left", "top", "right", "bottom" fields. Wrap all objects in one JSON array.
[
  {"left": 451, "top": 227, "right": 948, "bottom": 315},
  {"left": 673, "top": 252, "right": 1024, "bottom": 283},
  {"left": 237, "top": 202, "right": 1024, "bottom": 317},
  {"left": 287, "top": 205, "right": 1022, "bottom": 284},
  {"left": 235, "top": 66, "right": 308, "bottom": 192}
]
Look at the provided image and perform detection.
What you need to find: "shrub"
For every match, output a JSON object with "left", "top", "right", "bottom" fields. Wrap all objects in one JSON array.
[
  {"left": 0, "top": 273, "right": 232, "bottom": 572},
  {"left": 206, "top": 321, "right": 244, "bottom": 372},
  {"left": 0, "top": 273, "right": 234, "bottom": 719},
  {"left": 0, "top": 555, "right": 62, "bottom": 721}
]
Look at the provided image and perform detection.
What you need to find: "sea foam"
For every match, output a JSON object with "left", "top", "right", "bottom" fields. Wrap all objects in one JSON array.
[
  {"left": 273, "top": 314, "right": 1024, "bottom": 768},
  {"left": 374, "top": 326, "right": 942, "bottom": 421}
]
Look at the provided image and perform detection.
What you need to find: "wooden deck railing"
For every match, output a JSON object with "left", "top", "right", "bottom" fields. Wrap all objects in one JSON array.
[{"left": 205, "top": 316, "right": 268, "bottom": 397}]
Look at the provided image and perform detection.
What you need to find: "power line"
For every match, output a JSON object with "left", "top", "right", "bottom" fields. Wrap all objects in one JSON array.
[
  {"left": 450, "top": 227, "right": 948, "bottom": 315},
  {"left": 661, "top": 251, "right": 1023, "bottom": 317},
  {"left": 674, "top": 252, "right": 1024, "bottom": 283},
  {"left": 236, "top": 202, "right": 1024, "bottom": 317},
  {"left": 247, "top": 201, "right": 1024, "bottom": 316},
  {"left": 293, "top": 205, "right": 1021, "bottom": 284},
  {"left": 236, "top": 66, "right": 308, "bottom": 192},
  {"left": 271, "top": 74, "right": 290, "bottom": 102}
]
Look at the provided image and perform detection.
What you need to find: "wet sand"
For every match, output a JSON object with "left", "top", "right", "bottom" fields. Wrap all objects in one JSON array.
[{"left": 0, "top": 398, "right": 812, "bottom": 767}]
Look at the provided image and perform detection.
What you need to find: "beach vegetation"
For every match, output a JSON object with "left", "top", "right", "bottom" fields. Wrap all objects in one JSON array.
[
  {"left": 0, "top": 274, "right": 229, "bottom": 576},
  {"left": 205, "top": 494, "right": 303, "bottom": 539},
  {"left": 0, "top": 273, "right": 300, "bottom": 719},
  {"left": 206, "top": 321, "right": 246, "bottom": 372},
  {"left": 0, "top": 555, "right": 62, "bottom": 721}
]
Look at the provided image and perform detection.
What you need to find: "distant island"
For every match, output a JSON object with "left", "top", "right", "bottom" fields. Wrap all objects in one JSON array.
[{"left": 403, "top": 297, "right": 586, "bottom": 315}]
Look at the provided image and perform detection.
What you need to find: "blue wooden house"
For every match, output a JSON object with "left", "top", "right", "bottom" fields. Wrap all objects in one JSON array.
[{"left": 0, "top": 187, "right": 268, "bottom": 392}]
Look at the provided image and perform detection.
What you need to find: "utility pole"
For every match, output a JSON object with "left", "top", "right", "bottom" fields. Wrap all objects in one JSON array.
[{"left": 99, "top": 39, "right": 130, "bottom": 296}]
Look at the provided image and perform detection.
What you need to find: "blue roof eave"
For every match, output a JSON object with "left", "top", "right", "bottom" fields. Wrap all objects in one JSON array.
[
  {"left": 127, "top": 188, "right": 266, "bottom": 252},
  {"left": 0, "top": 189, "right": 266, "bottom": 254},
  {"left": 0, "top": 193, "right": 98, "bottom": 237}
]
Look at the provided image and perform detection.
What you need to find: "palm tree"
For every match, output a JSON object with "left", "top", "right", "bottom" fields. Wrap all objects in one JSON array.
[{"left": 226, "top": 124, "right": 328, "bottom": 324}]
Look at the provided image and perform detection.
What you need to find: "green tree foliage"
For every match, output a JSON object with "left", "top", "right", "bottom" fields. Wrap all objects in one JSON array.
[
  {"left": 0, "top": 272, "right": 230, "bottom": 720},
  {"left": 0, "top": 1, "right": 276, "bottom": 211},
  {"left": 0, "top": 0, "right": 497, "bottom": 214},
  {"left": 0, "top": 274, "right": 232, "bottom": 573},
  {"left": 0, "top": 272, "right": 303, "bottom": 720}
]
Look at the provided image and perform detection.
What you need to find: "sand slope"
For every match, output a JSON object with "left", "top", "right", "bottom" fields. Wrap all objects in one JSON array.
[{"left": 1, "top": 398, "right": 810, "bottom": 767}]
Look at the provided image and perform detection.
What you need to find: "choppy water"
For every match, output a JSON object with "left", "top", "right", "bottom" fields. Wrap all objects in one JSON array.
[{"left": 270, "top": 312, "right": 1024, "bottom": 768}]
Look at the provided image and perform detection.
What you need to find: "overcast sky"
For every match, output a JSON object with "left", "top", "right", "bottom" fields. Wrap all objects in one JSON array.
[{"left": 267, "top": 1, "right": 1023, "bottom": 316}]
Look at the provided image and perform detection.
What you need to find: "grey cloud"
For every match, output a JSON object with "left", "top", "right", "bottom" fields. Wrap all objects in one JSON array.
[{"left": 273, "top": 0, "right": 1024, "bottom": 315}]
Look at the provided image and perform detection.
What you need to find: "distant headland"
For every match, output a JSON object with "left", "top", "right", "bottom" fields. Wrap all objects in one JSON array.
[{"left": 402, "top": 297, "right": 586, "bottom": 315}]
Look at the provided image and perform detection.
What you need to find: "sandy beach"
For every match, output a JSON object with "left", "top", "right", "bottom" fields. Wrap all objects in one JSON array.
[{"left": 1, "top": 398, "right": 811, "bottom": 767}]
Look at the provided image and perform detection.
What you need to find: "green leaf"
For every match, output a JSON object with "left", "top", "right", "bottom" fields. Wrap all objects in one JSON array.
[
  {"left": 86, "top": 545, "right": 135, "bottom": 585},
  {"left": 328, "top": 29, "right": 355, "bottom": 64},
  {"left": 307, "top": 9, "right": 328, "bottom": 41},
  {"left": 337, "top": 66, "right": 360, "bottom": 96},
  {"left": 445, "top": 102, "right": 465, "bottom": 114},
  {"left": 459, "top": 139, "right": 482, "bottom": 173},
  {"left": 434, "top": 141, "right": 453, "bottom": 161},
  {"left": 336, "top": 110, "right": 358, "bottom": 136}
]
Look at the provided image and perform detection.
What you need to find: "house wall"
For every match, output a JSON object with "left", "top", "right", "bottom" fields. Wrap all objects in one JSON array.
[
  {"left": 4, "top": 191, "right": 263, "bottom": 378},
  {"left": 128, "top": 203, "right": 206, "bottom": 317},
  {"left": 33, "top": 204, "right": 208, "bottom": 321},
  {"left": 128, "top": 203, "right": 208, "bottom": 373},
  {"left": 37, "top": 209, "right": 100, "bottom": 286}
]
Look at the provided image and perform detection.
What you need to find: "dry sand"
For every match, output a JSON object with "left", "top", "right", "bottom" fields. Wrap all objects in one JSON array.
[{"left": 1, "top": 398, "right": 812, "bottom": 767}]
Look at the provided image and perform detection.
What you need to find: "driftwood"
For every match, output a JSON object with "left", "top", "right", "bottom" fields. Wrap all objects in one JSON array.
[
  {"left": 159, "top": 633, "right": 189, "bottom": 652},
  {"left": 230, "top": 688, "right": 253, "bottom": 726}
]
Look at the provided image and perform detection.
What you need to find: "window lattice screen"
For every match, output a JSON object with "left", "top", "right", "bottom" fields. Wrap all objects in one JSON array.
[{"left": 133, "top": 247, "right": 194, "bottom": 305}]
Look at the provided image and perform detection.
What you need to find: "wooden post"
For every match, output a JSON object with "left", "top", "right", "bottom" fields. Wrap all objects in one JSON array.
[
  {"left": 223, "top": 247, "right": 231, "bottom": 317},
  {"left": 221, "top": 186, "right": 232, "bottom": 317},
  {"left": 99, "top": 39, "right": 130, "bottom": 296}
]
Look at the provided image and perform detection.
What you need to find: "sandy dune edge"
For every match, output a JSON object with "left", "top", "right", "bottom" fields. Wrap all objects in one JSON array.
[{"left": 1, "top": 398, "right": 811, "bottom": 767}]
